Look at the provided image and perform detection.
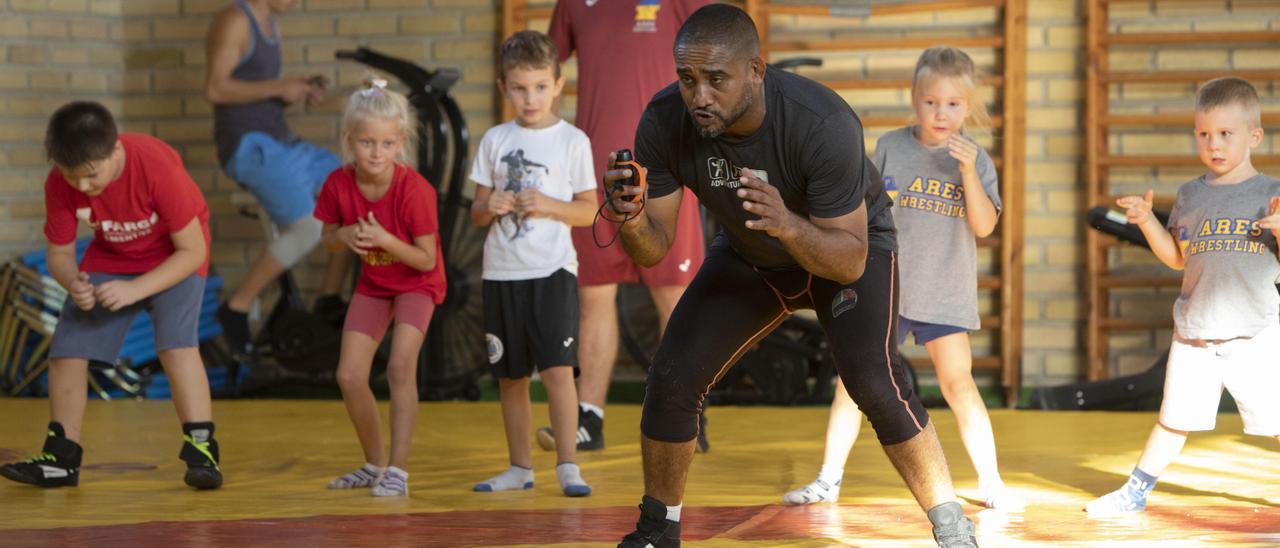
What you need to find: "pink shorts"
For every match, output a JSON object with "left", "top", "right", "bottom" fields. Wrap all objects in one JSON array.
[
  {"left": 573, "top": 186, "right": 705, "bottom": 287},
  {"left": 343, "top": 292, "right": 436, "bottom": 342}
]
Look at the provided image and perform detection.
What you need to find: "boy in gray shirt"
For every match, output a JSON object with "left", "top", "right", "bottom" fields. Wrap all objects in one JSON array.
[{"left": 1087, "top": 77, "right": 1280, "bottom": 516}]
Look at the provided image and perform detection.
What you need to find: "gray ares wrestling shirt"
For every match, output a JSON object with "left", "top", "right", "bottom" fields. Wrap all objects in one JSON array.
[
  {"left": 636, "top": 65, "right": 896, "bottom": 270},
  {"left": 1166, "top": 173, "right": 1280, "bottom": 340},
  {"left": 873, "top": 127, "right": 1001, "bottom": 329}
]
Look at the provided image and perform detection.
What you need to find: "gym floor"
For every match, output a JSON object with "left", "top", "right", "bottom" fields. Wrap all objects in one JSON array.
[{"left": 1, "top": 399, "right": 1276, "bottom": 546}]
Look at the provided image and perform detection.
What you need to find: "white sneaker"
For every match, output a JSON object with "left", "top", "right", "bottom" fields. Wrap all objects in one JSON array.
[
  {"left": 782, "top": 478, "right": 841, "bottom": 505},
  {"left": 979, "top": 481, "right": 1025, "bottom": 511},
  {"left": 1085, "top": 487, "right": 1146, "bottom": 516}
]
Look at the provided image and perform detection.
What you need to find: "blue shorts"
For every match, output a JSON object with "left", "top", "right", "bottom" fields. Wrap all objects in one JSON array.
[
  {"left": 50, "top": 273, "right": 205, "bottom": 363},
  {"left": 224, "top": 131, "right": 341, "bottom": 226},
  {"left": 898, "top": 316, "right": 968, "bottom": 346}
]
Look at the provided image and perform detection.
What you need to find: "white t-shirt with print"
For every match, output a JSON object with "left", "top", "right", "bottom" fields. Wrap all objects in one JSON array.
[{"left": 470, "top": 119, "right": 596, "bottom": 281}]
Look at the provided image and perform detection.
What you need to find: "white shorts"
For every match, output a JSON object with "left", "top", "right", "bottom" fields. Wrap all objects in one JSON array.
[{"left": 1158, "top": 323, "right": 1280, "bottom": 436}]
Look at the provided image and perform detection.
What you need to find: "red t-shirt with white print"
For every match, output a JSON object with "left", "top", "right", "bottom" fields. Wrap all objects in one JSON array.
[
  {"left": 314, "top": 164, "right": 446, "bottom": 303},
  {"left": 43, "top": 133, "right": 212, "bottom": 276}
]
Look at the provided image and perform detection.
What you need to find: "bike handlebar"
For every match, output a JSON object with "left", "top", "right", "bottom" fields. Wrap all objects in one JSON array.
[
  {"left": 772, "top": 57, "right": 823, "bottom": 71},
  {"left": 334, "top": 47, "right": 460, "bottom": 94}
]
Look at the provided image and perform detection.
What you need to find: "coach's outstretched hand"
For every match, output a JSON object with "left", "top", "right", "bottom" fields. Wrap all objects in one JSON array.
[{"left": 738, "top": 169, "right": 799, "bottom": 239}]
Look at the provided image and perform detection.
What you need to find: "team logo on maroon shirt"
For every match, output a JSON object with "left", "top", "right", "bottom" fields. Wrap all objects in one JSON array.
[{"left": 634, "top": 0, "right": 660, "bottom": 32}]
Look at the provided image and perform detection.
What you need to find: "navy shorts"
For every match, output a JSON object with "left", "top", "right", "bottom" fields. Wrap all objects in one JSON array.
[
  {"left": 50, "top": 273, "right": 205, "bottom": 363},
  {"left": 483, "top": 269, "right": 579, "bottom": 380},
  {"left": 898, "top": 316, "right": 968, "bottom": 346}
]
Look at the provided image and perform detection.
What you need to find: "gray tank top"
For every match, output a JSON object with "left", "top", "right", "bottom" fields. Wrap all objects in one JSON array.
[{"left": 213, "top": 0, "right": 295, "bottom": 168}]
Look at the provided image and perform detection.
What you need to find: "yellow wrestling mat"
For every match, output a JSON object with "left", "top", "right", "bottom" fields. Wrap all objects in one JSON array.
[{"left": 0, "top": 399, "right": 1276, "bottom": 545}]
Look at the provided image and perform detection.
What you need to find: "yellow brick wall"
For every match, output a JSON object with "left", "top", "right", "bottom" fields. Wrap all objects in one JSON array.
[
  {"left": 762, "top": 0, "right": 1280, "bottom": 386},
  {"left": 763, "top": 6, "right": 1008, "bottom": 371},
  {"left": 0, "top": 0, "right": 122, "bottom": 252},
  {"left": 2, "top": 1, "right": 1278, "bottom": 386},
  {"left": 1097, "top": 1, "right": 1280, "bottom": 378},
  {"left": 0, "top": 0, "right": 499, "bottom": 301}
]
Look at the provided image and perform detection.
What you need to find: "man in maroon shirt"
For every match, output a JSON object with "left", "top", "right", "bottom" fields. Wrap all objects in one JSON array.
[{"left": 537, "top": 0, "right": 710, "bottom": 454}]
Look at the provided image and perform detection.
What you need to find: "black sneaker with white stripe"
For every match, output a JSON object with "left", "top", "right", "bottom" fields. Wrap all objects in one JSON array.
[
  {"left": 0, "top": 422, "right": 82, "bottom": 488},
  {"left": 535, "top": 405, "right": 605, "bottom": 452},
  {"left": 576, "top": 406, "right": 604, "bottom": 451}
]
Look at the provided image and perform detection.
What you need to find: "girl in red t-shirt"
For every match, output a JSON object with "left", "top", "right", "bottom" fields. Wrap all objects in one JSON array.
[{"left": 314, "top": 79, "right": 446, "bottom": 497}]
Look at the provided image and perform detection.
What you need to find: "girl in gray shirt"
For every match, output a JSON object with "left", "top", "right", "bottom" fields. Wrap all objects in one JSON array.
[{"left": 784, "top": 46, "right": 1021, "bottom": 511}]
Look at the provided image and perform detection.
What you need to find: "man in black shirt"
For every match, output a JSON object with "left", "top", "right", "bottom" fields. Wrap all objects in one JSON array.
[{"left": 611, "top": 5, "right": 977, "bottom": 548}]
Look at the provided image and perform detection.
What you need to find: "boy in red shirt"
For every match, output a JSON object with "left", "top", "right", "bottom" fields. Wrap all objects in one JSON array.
[{"left": 0, "top": 102, "right": 222, "bottom": 490}]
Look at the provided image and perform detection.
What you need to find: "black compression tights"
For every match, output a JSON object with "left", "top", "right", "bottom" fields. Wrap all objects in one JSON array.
[{"left": 641, "top": 243, "right": 929, "bottom": 446}]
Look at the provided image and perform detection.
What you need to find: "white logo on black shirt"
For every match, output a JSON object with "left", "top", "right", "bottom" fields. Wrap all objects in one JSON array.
[
  {"left": 708, "top": 157, "right": 740, "bottom": 188},
  {"left": 707, "top": 157, "right": 768, "bottom": 189}
]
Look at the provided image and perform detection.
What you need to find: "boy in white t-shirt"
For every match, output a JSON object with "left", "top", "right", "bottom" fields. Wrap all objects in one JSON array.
[
  {"left": 468, "top": 30, "right": 597, "bottom": 497},
  {"left": 1087, "top": 77, "right": 1280, "bottom": 516}
]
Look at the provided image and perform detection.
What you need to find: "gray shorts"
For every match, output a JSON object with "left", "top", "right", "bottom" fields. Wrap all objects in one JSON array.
[{"left": 50, "top": 273, "right": 205, "bottom": 363}]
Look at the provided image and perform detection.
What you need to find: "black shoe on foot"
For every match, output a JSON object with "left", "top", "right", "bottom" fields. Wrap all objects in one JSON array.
[
  {"left": 180, "top": 422, "right": 222, "bottom": 490},
  {"left": 577, "top": 407, "right": 604, "bottom": 451},
  {"left": 618, "top": 495, "right": 680, "bottom": 548},
  {"left": 535, "top": 406, "right": 606, "bottom": 451},
  {"left": 0, "top": 423, "right": 82, "bottom": 488},
  {"left": 216, "top": 303, "right": 254, "bottom": 360},
  {"left": 928, "top": 501, "right": 978, "bottom": 547},
  {"left": 695, "top": 410, "right": 709, "bottom": 453},
  {"left": 184, "top": 465, "right": 223, "bottom": 490}
]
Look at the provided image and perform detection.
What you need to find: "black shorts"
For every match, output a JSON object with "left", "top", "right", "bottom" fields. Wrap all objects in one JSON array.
[
  {"left": 641, "top": 240, "right": 928, "bottom": 446},
  {"left": 483, "top": 268, "right": 579, "bottom": 379}
]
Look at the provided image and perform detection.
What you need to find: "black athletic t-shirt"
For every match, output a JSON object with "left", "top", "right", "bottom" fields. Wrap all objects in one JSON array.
[{"left": 636, "top": 65, "right": 896, "bottom": 270}]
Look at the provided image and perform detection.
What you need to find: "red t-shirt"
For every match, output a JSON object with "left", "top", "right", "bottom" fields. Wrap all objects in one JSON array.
[
  {"left": 44, "top": 133, "right": 212, "bottom": 277},
  {"left": 548, "top": 0, "right": 707, "bottom": 187},
  {"left": 314, "top": 164, "right": 446, "bottom": 303}
]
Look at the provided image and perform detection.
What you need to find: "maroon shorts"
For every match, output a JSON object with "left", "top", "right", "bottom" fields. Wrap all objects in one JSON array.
[
  {"left": 573, "top": 187, "right": 705, "bottom": 287},
  {"left": 343, "top": 292, "right": 435, "bottom": 342}
]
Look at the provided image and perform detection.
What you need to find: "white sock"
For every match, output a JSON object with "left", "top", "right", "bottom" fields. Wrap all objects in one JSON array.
[
  {"left": 474, "top": 464, "right": 534, "bottom": 492},
  {"left": 666, "top": 503, "right": 682, "bottom": 522},
  {"left": 818, "top": 464, "right": 844, "bottom": 486},
  {"left": 556, "top": 462, "right": 592, "bottom": 496},
  {"left": 579, "top": 402, "right": 604, "bottom": 418}
]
